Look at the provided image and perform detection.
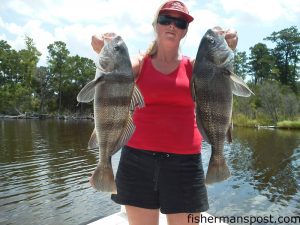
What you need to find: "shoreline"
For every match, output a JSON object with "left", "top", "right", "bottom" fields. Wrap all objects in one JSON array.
[
  {"left": 0, "top": 113, "right": 93, "bottom": 120},
  {"left": 1, "top": 114, "right": 299, "bottom": 130}
]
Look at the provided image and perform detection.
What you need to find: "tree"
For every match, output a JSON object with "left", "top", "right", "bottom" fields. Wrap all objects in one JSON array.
[
  {"left": 279, "top": 85, "right": 299, "bottom": 119},
  {"left": 233, "top": 50, "right": 249, "bottom": 80},
  {"left": 0, "top": 40, "right": 12, "bottom": 86},
  {"left": 18, "top": 36, "right": 41, "bottom": 87},
  {"left": 258, "top": 81, "right": 282, "bottom": 122},
  {"left": 63, "top": 55, "right": 95, "bottom": 112},
  {"left": 0, "top": 40, "right": 21, "bottom": 86},
  {"left": 264, "top": 26, "right": 300, "bottom": 92},
  {"left": 281, "top": 93, "right": 299, "bottom": 119},
  {"left": 248, "top": 43, "right": 275, "bottom": 85},
  {"left": 33, "top": 66, "right": 53, "bottom": 113},
  {"left": 0, "top": 38, "right": 41, "bottom": 114},
  {"left": 0, "top": 40, "right": 20, "bottom": 113},
  {"left": 47, "top": 41, "right": 70, "bottom": 114}
]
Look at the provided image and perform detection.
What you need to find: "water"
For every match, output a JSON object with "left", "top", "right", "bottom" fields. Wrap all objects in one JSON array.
[
  {"left": 0, "top": 120, "right": 120, "bottom": 225},
  {"left": 203, "top": 128, "right": 300, "bottom": 224},
  {"left": 0, "top": 120, "right": 300, "bottom": 225}
]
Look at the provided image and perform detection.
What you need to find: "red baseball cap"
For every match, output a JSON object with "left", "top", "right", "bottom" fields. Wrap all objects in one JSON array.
[{"left": 159, "top": 0, "right": 194, "bottom": 23}]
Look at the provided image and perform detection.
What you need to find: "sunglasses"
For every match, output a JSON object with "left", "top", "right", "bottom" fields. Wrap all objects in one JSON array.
[{"left": 157, "top": 15, "right": 188, "bottom": 30}]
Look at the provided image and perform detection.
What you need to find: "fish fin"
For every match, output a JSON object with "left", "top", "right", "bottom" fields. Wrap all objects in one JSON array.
[
  {"left": 228, "top": 72, "right": 254, "bottom": 97},
  {"left": 112, "top": 116, "right": 135, "bottom": 155},
  {"left": 206, "top": 149, "right": 231, "bottom": 184},
  {"left": 90, "top": 157, "right": 117, "bottom": 193},
  {"left": 197, "top": 120, "right": 211, "bottom": 144},
  {"left": 77, "top": 80, "right": 97, "bottom": 102},
  {"left": 195, "top": 108, "right": 212, "bottom": 144},
  {"left": 130, "top": 85, "right": 145, "bottom": 110},
  {"left": 77, "top": 71, "right": 105, "bottom": 103},
  {"left": 226, "top": 122, "right": 233, "bottom": 143},
  {"left": 88, "top": 129, "right": 98, "bottom": 150}
]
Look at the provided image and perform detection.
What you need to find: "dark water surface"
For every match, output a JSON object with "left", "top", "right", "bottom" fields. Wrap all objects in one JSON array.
[
  {"left": 0, "top": 120, "right": 299, "bottom": 225},
  {"left": 204, "top": 127, "right": 300, "bottom": 224}
]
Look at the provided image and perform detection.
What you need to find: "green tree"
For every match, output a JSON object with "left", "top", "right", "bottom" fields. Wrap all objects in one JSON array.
[
  {"left": 233, "top": 50, "right": 248, "bottom": 80},
  {"left": 0, "top": 40, "right": 12, "bottom": 86},
  {"left": 281, "top": 93, "right": 299, "bottom": 119},
  {"left": 0, "top": 40, "right": 21, "bottom": 86},
  {"left": 18, "top": 36, "right": 41, "bottom": 86},
  {"left": 0, "top": 39, "right": 39, "bottom": 114},
  {"left": 63, "top": 55, "right": 95, "bottom": 112},
  {"left": 33, "top": 66, "right": 53, "bottom": 113},
  {"left": 47, "top": 41, "right": 70, "bottom": 114},
  {"left": 248, "top": 43, "right": 275, "bottom": 85},
  {"left": 264, "top": 26, "right": 300, "bottom": 91},
  {"left": 16, "top": 36, "right": 42, "bottom": 113},
  {"left": 0, "top": 40, "right": 17, "bottom": 113},
  {"left": 258, "top": 81, "right": 282, "bottom": 122},
  {"left": 279, "top": 85, "right": 299, "bottom": 119}
]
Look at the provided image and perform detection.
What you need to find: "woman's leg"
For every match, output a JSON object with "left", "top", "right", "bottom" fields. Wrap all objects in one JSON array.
[
  {"left": 167, "top": 212, "right": 200, "bottom": 225},
  {"left": 126, "top": 205, "right": 160, "bottom": 225}
]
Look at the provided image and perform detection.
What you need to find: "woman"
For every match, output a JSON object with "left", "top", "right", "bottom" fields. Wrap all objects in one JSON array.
[{"left": 91, "top": 1, "right": 238, "bottom": 224}]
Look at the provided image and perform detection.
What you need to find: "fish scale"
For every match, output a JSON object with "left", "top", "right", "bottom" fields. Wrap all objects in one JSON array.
[
  {"left": 96, "top": 80, "right": 133, "bottom": 152},
  {"left": 192, "top": 29, "right": 254, "bottom": 184},
  {"left": 77, "top": 34, "right": 144, "bottom": 192}
]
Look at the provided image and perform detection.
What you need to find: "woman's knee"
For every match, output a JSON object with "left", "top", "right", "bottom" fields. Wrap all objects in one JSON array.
[{"left": 125, "top": 205, "right": 160, "bottom": 225}]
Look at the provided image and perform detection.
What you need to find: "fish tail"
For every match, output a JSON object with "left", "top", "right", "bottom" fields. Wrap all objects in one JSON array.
[
  {"left": 205, "top": 148, "right": 230, "bottom": 184},
  {"left": 90, "top": 159, "right": 117, "bottom": 193}
]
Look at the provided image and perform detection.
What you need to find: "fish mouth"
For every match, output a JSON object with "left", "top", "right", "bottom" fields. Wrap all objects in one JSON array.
[
  {"left": 209, "top": 45, "right": 233, "bottom": 66},
  {"left": 219, "top": 50, "right": 234, "bottom": 66},
  {"left": 213, "top": 52, "right": 229, "bottom": 65},
  {"left": 96, "top": 56, "right": 115, "bottom": 73}
]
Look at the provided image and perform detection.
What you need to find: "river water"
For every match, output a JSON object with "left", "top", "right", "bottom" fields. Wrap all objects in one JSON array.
[{"left": 0, "top": 119, "right": 299, "bottom": 225}]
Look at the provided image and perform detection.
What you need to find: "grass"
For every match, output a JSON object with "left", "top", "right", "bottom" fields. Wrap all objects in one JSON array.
[
  {"left": 233, "top": 114, "right": 258, "bottom": 127},
  {"left": 233, "top": 114, "right": 300, "bottom": 129},
  {"left": 277, "top": 120, "right": 300, "bottom": 129}
]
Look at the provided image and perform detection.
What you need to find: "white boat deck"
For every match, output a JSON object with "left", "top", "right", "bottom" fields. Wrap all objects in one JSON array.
[{"left": 88, "top": 206, "right": 227, "bottom": 225}]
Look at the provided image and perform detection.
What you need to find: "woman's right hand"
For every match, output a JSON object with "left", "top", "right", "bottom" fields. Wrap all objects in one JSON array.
[
  {"left": 212, "top": 26, "right": 238, "bottom": 50},
  {"left": 91, "top": 32, "right": 116, "bottom": 54}
]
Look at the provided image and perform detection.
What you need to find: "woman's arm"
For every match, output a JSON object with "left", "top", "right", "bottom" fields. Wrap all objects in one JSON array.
[{"left": 131, "top": 54, "right": 144, "bottom": 81}]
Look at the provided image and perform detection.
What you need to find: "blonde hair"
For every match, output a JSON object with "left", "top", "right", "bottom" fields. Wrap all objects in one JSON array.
[{"left": 145, "top": 2, "right": 165, "bottom": 56}]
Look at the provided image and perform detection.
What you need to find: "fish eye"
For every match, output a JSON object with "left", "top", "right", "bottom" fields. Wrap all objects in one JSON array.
[
  {"left": 206, "top": 35, "right": 215, "bottom": 44},
  {"left": 114, "top": 46, "right": 120, "bottom": 51},
  {"left": 208, "top": 37, "right": 215, "bottom": 44}
]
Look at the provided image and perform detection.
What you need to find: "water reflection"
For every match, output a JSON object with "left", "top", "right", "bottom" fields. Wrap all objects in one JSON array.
[
  {"left": 230, "top": 128, "right": 300, "bottom": 204},
  {"left": 1, "top": 121, "right": 300, "bottom": 225},
  {"left": 0, "top": 120, "right": 120, "bottom": 225}
]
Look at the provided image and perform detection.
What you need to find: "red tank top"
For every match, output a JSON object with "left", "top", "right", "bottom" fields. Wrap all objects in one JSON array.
[{"left": 127, "top": 55, "right": 202, "bottom": 154}]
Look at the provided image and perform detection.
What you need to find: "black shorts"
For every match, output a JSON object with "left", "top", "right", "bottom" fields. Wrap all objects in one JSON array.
[{"left": 111, "top": 146, "right": 209, "bottom": 214}]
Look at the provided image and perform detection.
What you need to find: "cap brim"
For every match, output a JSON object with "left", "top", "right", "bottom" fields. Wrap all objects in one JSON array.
[{"left": 159, "top": 9, "right": 194, "bottom": 23}]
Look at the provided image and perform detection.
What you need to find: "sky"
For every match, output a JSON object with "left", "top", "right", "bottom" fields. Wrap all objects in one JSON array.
[{"left": 0, "top": 0, "right": 300, "bottom": 66}]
